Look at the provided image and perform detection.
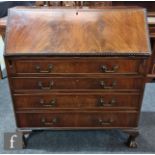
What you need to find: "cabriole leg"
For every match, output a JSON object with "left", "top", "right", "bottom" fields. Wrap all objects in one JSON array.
[{"left": 16, "top": 129, "right": 32, "bottom": 148}]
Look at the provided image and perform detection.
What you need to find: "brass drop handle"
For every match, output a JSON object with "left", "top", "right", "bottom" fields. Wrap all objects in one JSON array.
[
  {"left": 38, "top": 81, "right": 54, "bottom": 90},
  {"left": 97, "top": 98, "right": 105, "bottom": 106},
  {"left": 35, "top": 64, "right": 53, "bottom": 73},
  {"left": 110, "top": 99, "right": 116, "bottom": 105},
  {"left": 40, "top": 99, "right": 56, "bottom": 107},
  {"left": 97, "top": 98, "right": 116, "bottom": 107},
  {"left": 98, "top": 118, "right": 113, "bottom": 126},
  {"left": 101, "top": 65, "right": 119, "bottom": 73},
  {"left": 100, "top": 81, "right": 117, "bottom": 89},
  {"left": 41, "top": 117, "right": 58, "bottom": 126}
]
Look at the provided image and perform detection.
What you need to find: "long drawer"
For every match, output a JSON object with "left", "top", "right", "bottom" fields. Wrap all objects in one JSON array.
[
  {"left": 13, "top": 93, "right": 140, "bottom": 110},
  {"left": 11, "top": 77, "right": 143, "bottom": 91},
  {"left": 7, "top": 58, "right": 143, "bottom": 75},
  {"left": 16, "top": 111, "right": 138, "bottom": 128}
]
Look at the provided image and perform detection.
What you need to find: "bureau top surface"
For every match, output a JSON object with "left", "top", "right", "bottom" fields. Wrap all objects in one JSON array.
[{"left": 5, "top": 7, "right": 151, "bottom": 56}]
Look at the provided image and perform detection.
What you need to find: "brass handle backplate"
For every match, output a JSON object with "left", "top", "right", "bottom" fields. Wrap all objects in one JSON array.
[
  {"left": 101, "top": 65, "right": 119, "bottom": 73},
  {"left": 98, "top": 118, "right": 113, "bottom": 126},
  {"left": 100, "top": 80, "right": 117, "bottom": 89},
  {"left": 40, "top": 99, "right": 56, "bottom": 107},
  {"left": 97, "top": 98, "right": 116, "bottom": 107},
  {"left": 41, "top": 117, "right": 58, "bottom": 126},
  {"left": 38, "top": 81, "right": 54, "bottom": 90},
  {"left": 35, "top": 64, "right": 53, "bottom": 73}
]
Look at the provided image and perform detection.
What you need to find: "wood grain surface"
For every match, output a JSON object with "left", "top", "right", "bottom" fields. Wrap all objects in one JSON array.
[
  {"left": 5, "top": 7, "right": 150, "bottom": 55},
  {"left": 7, "top": 57, "right": 144, "bottom": 75},
  {"left": 13, "top": 92, "right": 140, "bottom": 110},
  {"left": 16, "top": 111, "right": 138, "bottom": 128}
]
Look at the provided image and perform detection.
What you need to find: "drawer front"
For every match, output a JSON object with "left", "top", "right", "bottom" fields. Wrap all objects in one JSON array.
[
  {"left": 14, "top": 93, "right": 140, "bottom": 110},
  {"left": 8, "top": 58, "right": 142, "bottom": 75},
  {"left": 12, "top": 77, "right": 143, "bottom": 91},
  {"left": 16, "top": 112, "right": 138, "bottom": 128}
]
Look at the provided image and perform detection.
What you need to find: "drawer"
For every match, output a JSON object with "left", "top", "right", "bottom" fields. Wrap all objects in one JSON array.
[
  {"left": 12, "top": 77, "right": 143, "bottom": 91},
  {"left": 16, "top": 111, "right": 138, "bottom": 128},
  {"left": 7, "top": 58, "right": 143, "bottom": 75},
  {"left": 13, "top": 93, "right": 140, "bottom": 110}
]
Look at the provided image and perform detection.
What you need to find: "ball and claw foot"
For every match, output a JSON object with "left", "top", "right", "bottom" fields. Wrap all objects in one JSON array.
[
  {"left": 16, "top": 130, "right": 32, "bottom": 149},
  {"left": 22, "top": 135, "right": 27, "bottom": 149},
  {"left": 126, "top": 135, "right": 138, "bottom": 148},
  {"left": 22, "top": 140, "right": 26, "bottom": 149}
]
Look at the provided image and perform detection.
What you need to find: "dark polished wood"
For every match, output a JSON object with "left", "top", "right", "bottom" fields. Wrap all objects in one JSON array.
[
  {"left": 11, "top": 76, "right": 143, "bottom": 91},
  {"left": 13, "top": 92, "right": 140, "bottom": 110},
  {"left": 1, "top": 7, "right": 155, "bottom": 81},
  {"left": 147, "top": 16, "right": 155, "bottom": 81},
  {"left": 123, "top": 128, "right": 139, "bottom": 148},
  {"left": 16, "top": 129, "right": 32, "bottom": 148},
  {"left": 16, "top": 111, "right": 138, "bottom": 128},
  {"left": 1, "top": 2, "right": 155, "bottom": 81},
  {"left": 5, "top": 7, "right": 150, "bottom": 148},
  {"left": 5, "top": 7, "right": 150, "bottom": 56},
  {"left": 7, "top": 58, "right": 145, "bottom": 75}
]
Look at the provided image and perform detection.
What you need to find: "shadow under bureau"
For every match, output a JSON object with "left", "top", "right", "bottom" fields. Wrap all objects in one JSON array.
[{"left": 4, "top": 7, "right": 151, "bottom": 148}]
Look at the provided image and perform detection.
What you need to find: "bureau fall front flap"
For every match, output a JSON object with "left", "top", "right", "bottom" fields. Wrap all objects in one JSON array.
[{"left": 5, "top": 7, "right": 151, "bottom": 56}]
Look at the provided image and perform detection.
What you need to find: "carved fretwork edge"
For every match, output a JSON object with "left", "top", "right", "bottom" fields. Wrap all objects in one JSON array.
[{"left": 4, "top": 52, "right": 151, "bottom": 57}]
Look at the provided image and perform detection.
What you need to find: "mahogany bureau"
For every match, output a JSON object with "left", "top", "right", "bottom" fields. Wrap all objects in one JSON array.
[{"left": 4, "top": 7, "right": 151, "bottom": 148}]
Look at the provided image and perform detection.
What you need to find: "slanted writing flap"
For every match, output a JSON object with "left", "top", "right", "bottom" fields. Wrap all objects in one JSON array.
[{"left": 5, "top": 7, "right": 151, "bottom": 55}]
